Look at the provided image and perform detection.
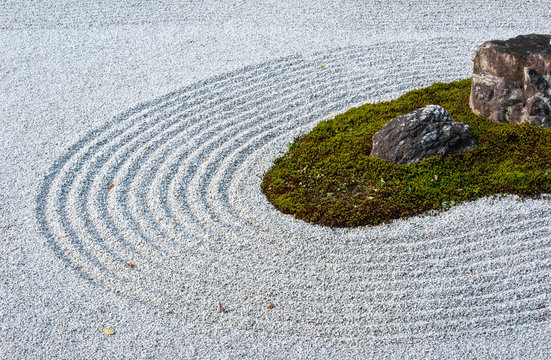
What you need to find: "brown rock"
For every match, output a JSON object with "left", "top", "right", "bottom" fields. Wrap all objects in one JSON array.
[{"left": 469, "top": 34, "right": 551, "bottom": 127}]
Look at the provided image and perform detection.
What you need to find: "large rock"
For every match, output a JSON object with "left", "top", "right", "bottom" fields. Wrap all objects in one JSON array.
[
  {"left": 469, "top": 34, "right": 551, "bottom": 127},
  {"left": 370, "top": 105, "right": 477, "bottom": 165}
]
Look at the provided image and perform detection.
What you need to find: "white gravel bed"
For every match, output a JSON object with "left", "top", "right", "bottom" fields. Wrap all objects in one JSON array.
[{"left": 2, "top": 1, "right": 551, "bottom": 358}]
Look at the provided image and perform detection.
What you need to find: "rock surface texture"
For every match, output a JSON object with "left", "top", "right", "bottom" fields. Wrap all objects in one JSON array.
[
  {"left": 469, "top": 34, "right": 551, "bottom": 127},
  {"left": 370, "top": 105, "right": 477, "bottom": 165}
]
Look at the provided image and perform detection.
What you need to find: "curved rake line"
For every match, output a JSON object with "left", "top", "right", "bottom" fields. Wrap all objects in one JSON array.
[
  {"left": 37, "top": 40, "right": 548, "bottom": 342},
  {"left": 35, "top": 52, "right": 302, "bottom": 286}
]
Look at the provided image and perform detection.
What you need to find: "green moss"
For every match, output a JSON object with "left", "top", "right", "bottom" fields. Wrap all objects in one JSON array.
[{"left": 261, "top": 79, "right": 551, "bottom": 227}]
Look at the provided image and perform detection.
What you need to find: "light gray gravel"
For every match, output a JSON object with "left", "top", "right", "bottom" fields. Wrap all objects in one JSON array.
[{"left": 2, "top": 1, "right": 551, "bottom": 358}]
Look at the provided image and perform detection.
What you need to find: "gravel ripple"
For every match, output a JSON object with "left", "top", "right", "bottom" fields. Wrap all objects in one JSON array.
[
  {"left": 36, "top": 39, "right": 551, "bottom": 344},
  {"left": 2, "top": 0, "right": 551, "bottom": 358}
]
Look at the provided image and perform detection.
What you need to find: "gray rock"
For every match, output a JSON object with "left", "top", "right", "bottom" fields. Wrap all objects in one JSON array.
[
  {"left": 469, "top": 34, "right": 551, "bottom": 127},
  {"left": 370, "top": 105, "right": 477, "bottom": 165}
]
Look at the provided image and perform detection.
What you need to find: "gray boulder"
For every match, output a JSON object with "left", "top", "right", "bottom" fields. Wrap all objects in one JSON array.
[
  {"left": 469, "top": 34, "right": 551, "bottom": 127},
  {"left": 370, "top": 105, "right": 477, "bottom": 165}
]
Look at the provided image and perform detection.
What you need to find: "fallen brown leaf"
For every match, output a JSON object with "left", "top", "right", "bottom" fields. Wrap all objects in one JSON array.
[
  {"left": 128, "top": 263, "right": 136, "bottom": 269},
  {"left": 108, "top": 184, "right": 115, "bottom": 190},
  {"left": 267, "top": 303, "right": 274, "bottom": 309},
  {"left": 218, "top": 302, "right": 226, "bottom": 313}
]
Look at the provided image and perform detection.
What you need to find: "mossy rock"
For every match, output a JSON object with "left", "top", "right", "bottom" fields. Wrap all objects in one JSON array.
[{"left": 261, "top": 79, "right": 551, "bottom": 228}]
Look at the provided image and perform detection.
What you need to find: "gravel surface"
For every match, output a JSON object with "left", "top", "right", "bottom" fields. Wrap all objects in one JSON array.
[{"left": 2, "top": 1, "right": 551, "bottom": 358}]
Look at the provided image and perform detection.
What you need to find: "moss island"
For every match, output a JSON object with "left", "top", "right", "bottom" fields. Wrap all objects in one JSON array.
[{"left": 261, "top": 79, "right": 551, "bottom": 227}]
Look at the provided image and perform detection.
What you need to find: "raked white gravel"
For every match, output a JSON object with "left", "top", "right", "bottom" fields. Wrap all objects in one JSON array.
[{"left": 2, "top": 1, "right": 551, "bottom": 358}]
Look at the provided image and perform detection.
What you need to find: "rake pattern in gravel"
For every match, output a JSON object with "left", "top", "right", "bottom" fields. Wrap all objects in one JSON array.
[{"left": 35, "top": 39, "right": 551, "bottom": 343}]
